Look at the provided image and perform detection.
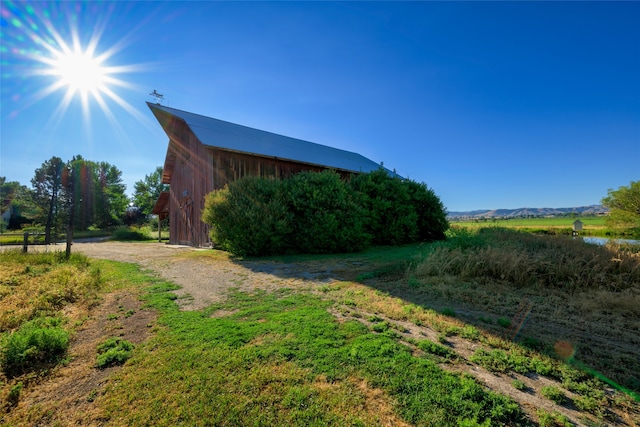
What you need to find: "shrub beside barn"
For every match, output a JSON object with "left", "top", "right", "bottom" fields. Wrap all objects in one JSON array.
[
  {"left": 203, "top": 170, "right": 448, "bottom": 256},
  {"left": 148, "top": 102, "right": 448, "bottom": 254}
]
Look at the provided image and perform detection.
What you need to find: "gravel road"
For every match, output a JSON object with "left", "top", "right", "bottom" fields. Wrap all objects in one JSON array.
[{"left": 51, "top": 240, "right": 347, "bottom": 310}]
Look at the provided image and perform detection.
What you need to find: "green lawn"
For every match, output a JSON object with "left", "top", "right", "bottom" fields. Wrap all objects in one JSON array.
[{"left": 101, "top": 286, "right": 522, "bottom": 426}]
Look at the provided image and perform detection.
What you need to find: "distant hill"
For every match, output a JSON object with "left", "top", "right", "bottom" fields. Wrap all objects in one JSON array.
[{"left": 447, "top": 205, "right": 608, "bottom": 220}]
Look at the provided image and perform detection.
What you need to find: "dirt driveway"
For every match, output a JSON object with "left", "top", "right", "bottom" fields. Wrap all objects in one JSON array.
[{"left": 69, "top": 240, "right": 351, "bottom": 310}]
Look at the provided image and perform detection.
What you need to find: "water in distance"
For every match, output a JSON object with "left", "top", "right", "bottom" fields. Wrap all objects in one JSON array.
[{"left": 581, "top": 236, "right": 640, "bottom": 246}]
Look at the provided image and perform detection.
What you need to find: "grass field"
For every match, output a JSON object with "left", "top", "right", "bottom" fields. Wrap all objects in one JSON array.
[
  {"left": 450, "top": 215, "right": 616, "bottom": 237},
  {"left": 452, "top": 216, "right": 607, "bottom": 228},
  {"left": 1, "top": 230, "right": 639, "bottom": 426},
  {"left": 448, "top": 215, "right": 636, "bottom": 239}
]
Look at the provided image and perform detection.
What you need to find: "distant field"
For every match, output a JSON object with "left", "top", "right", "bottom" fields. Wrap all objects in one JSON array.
[{"left": 451, "top": 216, "right": 607, "bottom": 231}]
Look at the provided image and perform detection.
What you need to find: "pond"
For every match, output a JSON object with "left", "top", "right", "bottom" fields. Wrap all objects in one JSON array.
[{"left": 581, "top": 236, "right": 640, "bottom": 246}]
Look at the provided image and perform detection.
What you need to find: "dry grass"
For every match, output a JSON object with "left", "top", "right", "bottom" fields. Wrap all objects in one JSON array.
[
  {"left": 1, "top": 289, "right": 156, "bottom": 426},
  {"left": 0, "top": 250, "right": 101, "bottom": 332},
  {"left": 313, "top": 376, "right": 413, "bottom": 427},
  {"left": 409, "top": 228, "right": 640, "bottom": 393},
  {"left": 0, "top": 249, "right": 106, "bottom": 420},
  {"left": 415, "top": 228, "right": 640, "bottom": 292}
]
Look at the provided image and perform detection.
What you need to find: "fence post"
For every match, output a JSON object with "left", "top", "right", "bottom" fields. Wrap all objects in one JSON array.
[
  {"left": 65, "top": 225, "right": 73, "bottom": 258},
  {"left": 23, "top": 232, "right": 28, "bottom": 253}
]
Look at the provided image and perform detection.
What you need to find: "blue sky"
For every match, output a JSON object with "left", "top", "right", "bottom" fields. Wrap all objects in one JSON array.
[{"left": 1, "top": 1, "right": 638, "bottom": 212}]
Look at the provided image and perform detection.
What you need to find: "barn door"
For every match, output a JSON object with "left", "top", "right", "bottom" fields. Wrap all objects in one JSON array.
[{"left": 178, "top": 196, "right": 194, "bottom": 245}]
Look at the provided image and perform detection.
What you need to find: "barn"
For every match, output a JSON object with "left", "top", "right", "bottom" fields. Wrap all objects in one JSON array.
[{"left": 147, "top": 102, "right": 397, "bottom": 247}]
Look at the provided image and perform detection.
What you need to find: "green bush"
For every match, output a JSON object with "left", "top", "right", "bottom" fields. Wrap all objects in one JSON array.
[
  {"left": 405, "top": 179, "right": 449, "bottom": 241},
  {"left": 203, "top": 177, "right": 292, "bottom": 256},
  {"left": 96, "top": 337, "right": 134, "bottom": 369},
  {"left": 1, "top": 317, "right": 69, "bottom": 373},
  {"left": 203, "top": 169, "right": 448, "bottom": 256},
  {"left": 349, "top": 169, "right": 418, "bottom": 245},
  {"left": 112, "top": 226, "right": 151, "bottom": 241},
  {"left": 284, "top": 170, "right": 369, "bottom": 254},
  {"left": 349, "top": 169, "right": 448, "bottom": 245}
]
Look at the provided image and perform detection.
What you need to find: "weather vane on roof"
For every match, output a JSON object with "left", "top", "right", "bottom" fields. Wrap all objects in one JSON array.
[{"left": 150, "top": 89, "right": 164, "bottom": 104}]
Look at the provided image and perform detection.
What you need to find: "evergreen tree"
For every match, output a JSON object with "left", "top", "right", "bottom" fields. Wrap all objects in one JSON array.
[
  {"left": 95, "top": 161, "right": 128, "bottom": 228},
  {"left": 64, "top": 156, "right": 128, "bottom": 229}
]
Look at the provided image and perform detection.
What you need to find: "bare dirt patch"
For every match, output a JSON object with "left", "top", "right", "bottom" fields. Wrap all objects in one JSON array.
[
  {"left": 2, "top": 287, "right": 156, "bottom": 426},
  {"left": 71, "top": 241, "right": 293, "bottom": 310}
]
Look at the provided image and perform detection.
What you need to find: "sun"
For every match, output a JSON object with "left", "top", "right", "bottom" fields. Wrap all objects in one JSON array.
[
  {"left": 1, "top": 2, "right": 147, "bottom": 126},
  {"left": 52, "top": 46, "right": 107, "bottom": 98}
]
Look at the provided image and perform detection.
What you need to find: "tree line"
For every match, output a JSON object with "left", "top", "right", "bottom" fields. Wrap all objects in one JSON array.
[
  {"left": 1, "top": 157, "right": 167, "bottom": 242},
  {"left": 3, "top": 154, "right": 638, "bottom": 247}
]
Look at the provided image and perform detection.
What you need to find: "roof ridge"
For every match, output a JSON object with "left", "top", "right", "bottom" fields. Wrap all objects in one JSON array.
[
  {"left": 147, "top": 102, "right": 365, "bottom": 157},
  {"left": 147, "top": 102, "right": 399, "bottom": 177}
]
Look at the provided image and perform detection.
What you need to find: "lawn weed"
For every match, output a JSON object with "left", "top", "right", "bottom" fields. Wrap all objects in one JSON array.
[
  {"left": 537, "top": 409, "right": 573, "bottom": 427},
  {"left": 540, "top": 385, "right": 566, "bottom": 405},
  {"left": 1, "top": 317, "right": 69, "bottom": 374},
  {"left": 511, "top": 379, "right": 526, "bottom": 391},
  {"left": 96, "top": 337, "right": 135, "bottom": 369}
]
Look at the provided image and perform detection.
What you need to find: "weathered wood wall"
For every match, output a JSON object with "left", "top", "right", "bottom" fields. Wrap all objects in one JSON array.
[
  {"left": 165, "top": 118, "right": 354, "bottom": 247},
  {"left": 209, "top": 148, "right": 351, "bottom": 190},
  {"left": 165, "top": 119, "right": 213, "bottom": 247}
]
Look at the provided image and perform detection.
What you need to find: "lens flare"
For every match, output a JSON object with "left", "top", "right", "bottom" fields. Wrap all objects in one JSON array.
[
  {"left": 1, "top": 1, "right": 148, "bottom": 128},
  {"left": 553, "top": 341, "right": 575, "bottom": 361}
]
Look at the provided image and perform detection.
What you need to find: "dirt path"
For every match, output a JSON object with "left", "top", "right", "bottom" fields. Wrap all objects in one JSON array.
[{"left": 70, "top": 241, "right": 348, "bottom": 310}]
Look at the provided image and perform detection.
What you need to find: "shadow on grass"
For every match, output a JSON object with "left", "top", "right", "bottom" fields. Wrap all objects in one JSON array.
[{"left": 229, "top": 234, "right": 640, "bottom": 397}]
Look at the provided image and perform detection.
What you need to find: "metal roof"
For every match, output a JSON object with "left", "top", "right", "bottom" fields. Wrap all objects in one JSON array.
[{"left": 147, "top": 102, "right": 397, "bottom": 176}]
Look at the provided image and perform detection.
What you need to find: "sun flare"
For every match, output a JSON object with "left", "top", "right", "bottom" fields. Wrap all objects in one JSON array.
[
  {"left": 1, "top": 2, "right": 148, "bottom": 127},
  {"left": 52, "top": 47, "right": 107, "bottom": 97}
]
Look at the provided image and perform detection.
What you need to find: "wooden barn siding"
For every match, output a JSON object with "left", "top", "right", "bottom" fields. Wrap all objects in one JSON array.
[
  {"left": 167, "top": 120, "right": 213, "bottom": 247},
  {"left": 209, "top": 148, "right": 352, "bottom": 190}
]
